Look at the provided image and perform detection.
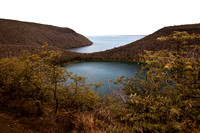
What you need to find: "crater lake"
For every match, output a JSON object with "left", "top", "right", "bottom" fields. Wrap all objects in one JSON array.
[{"left": 65, "top": 35, "right": 145, "bottom": 94}]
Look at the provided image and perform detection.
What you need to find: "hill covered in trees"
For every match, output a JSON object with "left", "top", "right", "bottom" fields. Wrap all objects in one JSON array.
[
  {"left": 0, "top": 19, "right": 93, "bottom": 62},
  {"left": 89, "top": 23, "right": 200, "bottom": 61},
  {"left": 0, "top": 20, "right": 200, "bottom": 63},
  {"left": 53, "top": 23, "right": 200, "bottom": 63}
]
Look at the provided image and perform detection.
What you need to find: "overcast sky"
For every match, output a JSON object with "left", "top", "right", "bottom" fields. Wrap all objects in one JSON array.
[{"left": 0, "top": 0, "right": 200, "bottom": 35}]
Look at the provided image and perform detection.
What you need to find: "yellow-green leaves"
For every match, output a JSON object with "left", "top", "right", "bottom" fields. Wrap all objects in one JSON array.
[
  {"left": 157, "top": 31, "right": 200, "bottom": 43},
  {"left": 107, "top": 31, "right": 200, "bottom": 132},
  {"left": 0, "top": 44, "right": 101, "bottom": 116}
]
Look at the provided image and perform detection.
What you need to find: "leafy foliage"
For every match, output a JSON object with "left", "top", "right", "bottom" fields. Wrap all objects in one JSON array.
[{"left": 0, "top": 43, "right": 101, "bottom": 117}]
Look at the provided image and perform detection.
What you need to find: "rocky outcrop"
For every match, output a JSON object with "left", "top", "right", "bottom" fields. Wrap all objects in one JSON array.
[{"left": 0, "top": 19, "right": 92, "bottom": 49}]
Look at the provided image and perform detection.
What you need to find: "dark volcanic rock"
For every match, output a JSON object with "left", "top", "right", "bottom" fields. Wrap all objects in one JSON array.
[{"left": 0, "top": 19, "right": 92, "bottom": 49}]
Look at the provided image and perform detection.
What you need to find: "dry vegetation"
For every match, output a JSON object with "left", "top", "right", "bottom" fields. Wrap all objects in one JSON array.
[{"left": 0, "top": 19, "right": 200, "bottom": 132}]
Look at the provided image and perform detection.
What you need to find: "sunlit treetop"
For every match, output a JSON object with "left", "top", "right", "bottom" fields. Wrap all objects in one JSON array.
[{"left": 157, "top": 31, "right": 200, "bottom": 44}]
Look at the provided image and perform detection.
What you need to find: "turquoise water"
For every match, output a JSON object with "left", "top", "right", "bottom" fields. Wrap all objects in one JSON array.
[
  {"left": 68, "top": 35, "right": 145, "bottom": 53},
  {"left": 63, "top": 61, "right": 141, "bottom": 94}
]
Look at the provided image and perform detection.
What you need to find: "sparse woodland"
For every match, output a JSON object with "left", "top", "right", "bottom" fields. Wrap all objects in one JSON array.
[{"left": 0, "top": 31, "right": 200, "bottom": 132}]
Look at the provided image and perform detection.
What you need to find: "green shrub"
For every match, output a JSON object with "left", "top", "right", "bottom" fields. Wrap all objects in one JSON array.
[
  {"left": 104, "top": 31, "right": 200, "bottom": 132},
  {"left": 0, "top": 44, "right": 101, "bottom": 116}
]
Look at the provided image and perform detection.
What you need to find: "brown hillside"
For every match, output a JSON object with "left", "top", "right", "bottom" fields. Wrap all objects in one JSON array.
[
  {"left": 0, "top": 19, "right": 92, "bottom": 49},
  {"left": 0, "top": 21, "right": 200, "bottom": 64},
  {"left": 90, "top": 24, "right": 200, "bottom": 61},
  {"left": 0, "top": 44, "right": 86, "bottom": 64}
]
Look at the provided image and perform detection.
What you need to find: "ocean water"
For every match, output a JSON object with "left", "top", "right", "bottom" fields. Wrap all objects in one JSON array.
[{"left": 68, "top": 35, "right": 145, "bottom": 53}]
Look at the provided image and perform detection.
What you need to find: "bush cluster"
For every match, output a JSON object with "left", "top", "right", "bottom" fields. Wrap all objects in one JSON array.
[{"left": 101, "top": 31, "right": 200, "bottom": 132}]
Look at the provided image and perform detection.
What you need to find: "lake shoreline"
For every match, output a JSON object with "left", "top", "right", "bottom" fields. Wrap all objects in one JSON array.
[{"left": 61, "top": 60, "right": 142, "bottom": 66}]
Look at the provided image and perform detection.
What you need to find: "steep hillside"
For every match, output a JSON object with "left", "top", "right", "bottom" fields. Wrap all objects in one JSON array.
[
  {"left": 0, "top": 19, "right": 92, "bottom": 49},
  {"left": 90, "top": 24, "right": 200, "bottom": 61}
]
